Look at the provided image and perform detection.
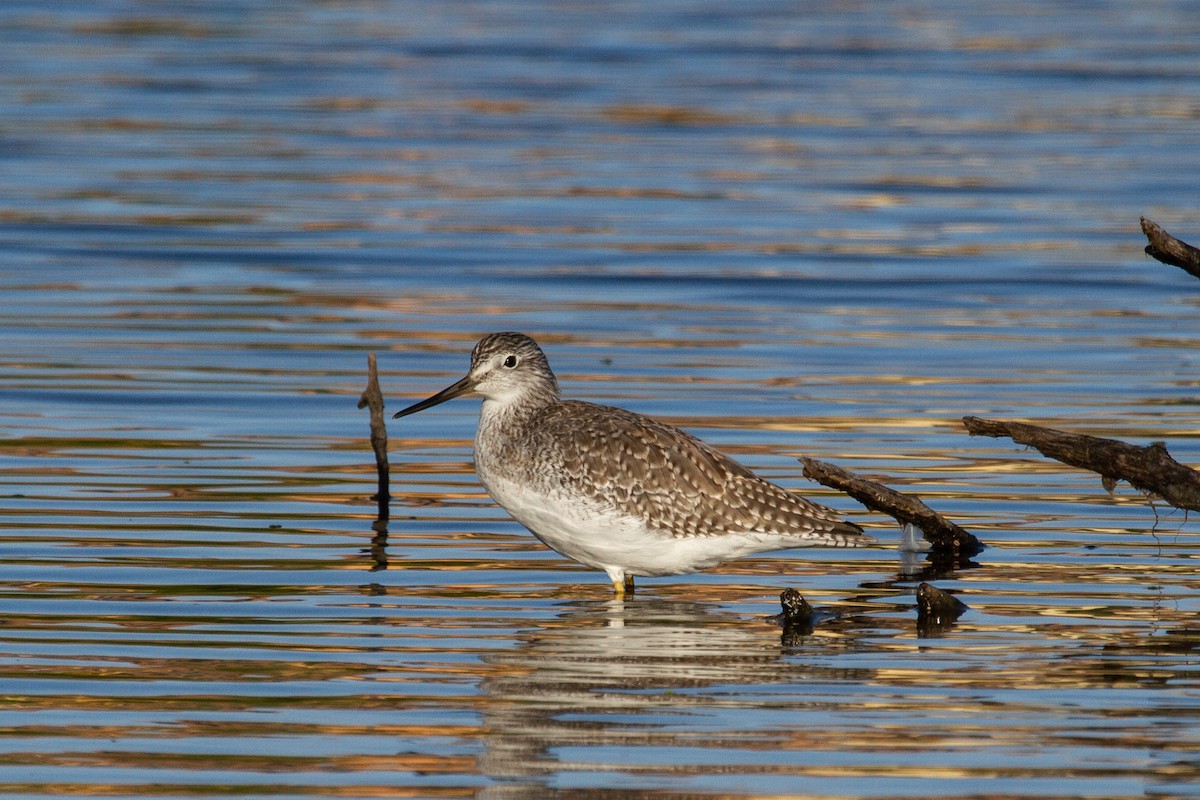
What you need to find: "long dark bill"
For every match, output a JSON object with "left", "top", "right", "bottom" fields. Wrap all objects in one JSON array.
[{"left": 392, "top": 375, "right": 475, "bottom": 419}]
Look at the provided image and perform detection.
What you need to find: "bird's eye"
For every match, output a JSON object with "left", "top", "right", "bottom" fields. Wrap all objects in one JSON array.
[{"left": 503, "top": 355, "right": 519, "bottom": 368}]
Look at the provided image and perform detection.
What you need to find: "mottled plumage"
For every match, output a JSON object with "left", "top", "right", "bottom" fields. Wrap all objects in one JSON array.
[{"left": 394, "top": 332, "right": 872, "bottom": 594}]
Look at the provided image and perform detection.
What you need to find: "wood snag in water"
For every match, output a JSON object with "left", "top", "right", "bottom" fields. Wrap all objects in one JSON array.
[
  {"left": 962, "top": 416, "right": 1200, "bottom": 513},
  {"left": 799, "top": 456, "right": 984, "bottom": 556}
]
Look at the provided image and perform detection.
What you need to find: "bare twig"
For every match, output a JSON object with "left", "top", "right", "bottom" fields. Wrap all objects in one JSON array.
[
  {"left": 357, "top": 353, "right": 390, "bottom": 517},
  {"left": 800, "top": 457, "right": 984, "bottom": 556},
  {"left": 1140, "top": 216, "right": 1200, "bottom": 279},
  {"left": 962, "top": 416, "right": 1200, "bottom": 512}
]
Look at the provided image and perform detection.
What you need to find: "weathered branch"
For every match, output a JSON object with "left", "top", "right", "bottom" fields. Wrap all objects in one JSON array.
[
  {"left": 1140, "top": 216, "right": 1200, "bottom": 279},
  {"left": 800, "top": 457, "right": 984, "bottom": 556},
  {"left": 962, "top": 416, "right": 1200, "bottom": 512},
  {"left": 357, "top": 352, "right": 390, "bottom": 516}
]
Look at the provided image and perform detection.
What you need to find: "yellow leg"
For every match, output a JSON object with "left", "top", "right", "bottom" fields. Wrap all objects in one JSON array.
[{"left": 609, "top": 575, "right": 638, "bottom": 594}]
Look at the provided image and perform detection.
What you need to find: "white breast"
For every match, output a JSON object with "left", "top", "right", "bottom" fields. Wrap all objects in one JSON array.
[{"left": 476, "top": 464, "right": 799, "bottom": 577}]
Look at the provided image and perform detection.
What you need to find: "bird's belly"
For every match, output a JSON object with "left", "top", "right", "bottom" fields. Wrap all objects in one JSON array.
[{"left": 477, "top": 472, "right": 783, "bottom": 577}]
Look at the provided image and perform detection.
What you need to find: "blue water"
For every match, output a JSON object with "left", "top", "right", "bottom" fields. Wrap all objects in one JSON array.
[{"left": 2, "top": 1, "right": 1200, "bottom": 798}]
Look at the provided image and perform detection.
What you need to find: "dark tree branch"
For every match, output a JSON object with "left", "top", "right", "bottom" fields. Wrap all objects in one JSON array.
[
  {"left": 1141, "top": 216, "right": 1200, "bottom": 279},
  {"left": 800, "top": 457, "right": 984, "bottom": 556},
  {"left": 962, "top": 416, "right": 1200, "bottom": 512}
]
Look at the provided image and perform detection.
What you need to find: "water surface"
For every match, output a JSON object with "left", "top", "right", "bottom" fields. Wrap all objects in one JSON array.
[{"left": 2, "top": 1, "right": 1200, "bottom": 798}]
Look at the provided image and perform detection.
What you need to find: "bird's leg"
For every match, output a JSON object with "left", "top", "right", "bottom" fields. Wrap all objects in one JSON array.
[{"left": 607, "top": 568, "right": 633, "bottom": 597}]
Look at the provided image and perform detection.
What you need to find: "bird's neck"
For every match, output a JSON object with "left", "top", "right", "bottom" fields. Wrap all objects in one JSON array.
[{"left": 479, "top": 389, "right": 557, "bottom": 438}]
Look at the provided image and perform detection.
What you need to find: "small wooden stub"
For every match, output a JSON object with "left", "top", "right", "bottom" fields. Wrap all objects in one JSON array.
[{"left": 916, "top": 582, "right": 969, "bottom": 636}]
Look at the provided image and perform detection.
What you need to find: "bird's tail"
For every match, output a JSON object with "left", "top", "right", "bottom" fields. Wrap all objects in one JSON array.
[{"left": 824, "top": 519, "right": 875, "bottom": 547}]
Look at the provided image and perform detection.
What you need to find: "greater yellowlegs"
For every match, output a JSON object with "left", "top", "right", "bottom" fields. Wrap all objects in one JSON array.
[{"left": 394, "top": 332, "right": 872, "bottom": 594}]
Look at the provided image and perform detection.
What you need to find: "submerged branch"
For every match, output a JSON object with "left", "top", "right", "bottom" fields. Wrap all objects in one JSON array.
[
  {"left": 1140, "top": 216, "right": 1200, "bottom": 279},
  {"left": 799, "top": 457, "right": 984, "bottom": 556},
  {"left": 962, "top": 416, "right": 1200, "bottom": 512}
]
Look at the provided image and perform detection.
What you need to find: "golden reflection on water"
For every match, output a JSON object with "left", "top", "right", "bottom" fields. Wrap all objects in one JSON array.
[{"left": 2, "top": 378, "right": 1198, "bottom": 797}]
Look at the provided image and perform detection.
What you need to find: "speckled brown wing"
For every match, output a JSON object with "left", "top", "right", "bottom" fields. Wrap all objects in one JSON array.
[{"left": 533, "top": 400, "right": 868, "bottom": 544}]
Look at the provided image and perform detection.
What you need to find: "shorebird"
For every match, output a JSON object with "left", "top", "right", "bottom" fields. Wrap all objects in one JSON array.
[{"left": 393, "top": 332, "right": 872, "bottom": 595}]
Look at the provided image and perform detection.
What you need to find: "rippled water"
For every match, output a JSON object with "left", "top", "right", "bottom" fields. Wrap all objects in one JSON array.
[{"left": 2, "top": 1, "right": 1200, "bottom": 798}]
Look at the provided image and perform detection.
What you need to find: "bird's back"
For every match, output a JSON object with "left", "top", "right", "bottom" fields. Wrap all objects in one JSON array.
[{"left": 490, "top": 399, "right": 869, "bottom": 547}]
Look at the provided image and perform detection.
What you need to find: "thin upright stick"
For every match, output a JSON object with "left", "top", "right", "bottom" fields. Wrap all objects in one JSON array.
[{"left": 357, "top": 352, "right": 391, "bottom": 518}]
